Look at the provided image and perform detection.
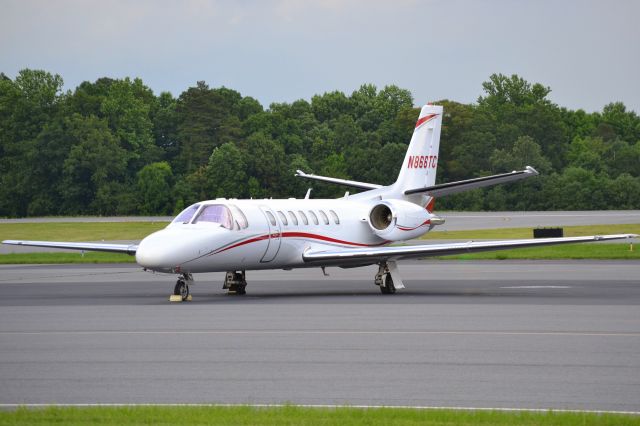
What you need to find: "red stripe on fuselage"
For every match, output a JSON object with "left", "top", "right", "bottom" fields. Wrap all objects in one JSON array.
[
  {"left": 280, "top": 232, "right": 389, "bottom": 247},
  {"left": 212, "top": 232, "right": 388, "bottom": 255},
  {"left": 212, "top": 234, "right": 272, "bottom": 254}
]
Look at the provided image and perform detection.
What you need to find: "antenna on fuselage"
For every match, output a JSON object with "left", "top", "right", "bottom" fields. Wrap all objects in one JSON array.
[{"left": 305, "top": 188, "right": 312, "bottom": 199}]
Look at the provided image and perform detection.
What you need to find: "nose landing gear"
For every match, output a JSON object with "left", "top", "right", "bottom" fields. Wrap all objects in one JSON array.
[{"left": 171, "top": 273, "right": 193, "bottom": 302}]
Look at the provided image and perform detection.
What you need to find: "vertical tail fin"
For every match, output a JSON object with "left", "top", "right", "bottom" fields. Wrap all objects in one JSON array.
[{"left": 393, "top": 104, "right": 443, "bottom": 202}]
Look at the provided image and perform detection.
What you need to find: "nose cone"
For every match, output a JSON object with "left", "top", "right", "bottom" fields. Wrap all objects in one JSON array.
[
  {"left": 136, "top": 230, "right": 182, "bottom": 272},
  {"left": 137, "top": 228, "right": 214, "bottom": 272}
]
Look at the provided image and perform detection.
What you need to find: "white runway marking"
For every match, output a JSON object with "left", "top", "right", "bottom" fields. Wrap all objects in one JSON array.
[
  {"left": 0, "top": 330, "right": 638, "bottom": 337},
  {"left": 500, "top": 285, "right": 572, "bottom": 289},
  {"left": 0, "top": 403, "right": 637, "bottom": 415}
]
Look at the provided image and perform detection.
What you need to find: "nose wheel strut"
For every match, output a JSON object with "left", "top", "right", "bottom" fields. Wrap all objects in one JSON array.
[{"left": 173, "top": 273, "right": 193, "bottom": 301}]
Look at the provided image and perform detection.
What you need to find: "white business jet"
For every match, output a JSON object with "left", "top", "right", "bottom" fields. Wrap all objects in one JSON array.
[{"left": 3, "top": 104, "right": 636, "bottom": 299}]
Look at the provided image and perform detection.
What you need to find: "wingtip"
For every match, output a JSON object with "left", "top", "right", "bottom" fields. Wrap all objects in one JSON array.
[
  {"left": 525, "top": 166, "right": 539, "bottom": 175},
  {"left": 597, "top": 234, "right": 638, "bottom": 240}
]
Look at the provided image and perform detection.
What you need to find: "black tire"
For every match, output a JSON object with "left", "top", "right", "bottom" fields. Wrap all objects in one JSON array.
[
  {"left": 228, "top": 284, "right": 246, "bottom": 295},
  {"left": 382, "top": 274, "right": 396, "bottom": 295},
  {"left": 174, "top": 280, "right": 189, "bottom": 300}
]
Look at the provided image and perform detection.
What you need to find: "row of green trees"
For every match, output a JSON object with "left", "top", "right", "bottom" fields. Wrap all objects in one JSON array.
[{"left": 0, "top": 70, "right": 638, "bottom": 217}]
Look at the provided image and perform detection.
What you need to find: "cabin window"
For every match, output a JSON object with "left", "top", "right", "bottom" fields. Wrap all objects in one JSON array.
[
  {"left": 229, "top": 204, "right": 248, "bottom": 229},
  {"left": 288, "top": 211, "right": 298, "bottom": 226},
  {"left": 173, "top": 204, "right": 200, "bottom": 224},
  {"left": 277, "top": 211, "right": 288, "bottom": 226},
  {"left": 318, "top": 210, "right": 330, "bottom": 225},
  {"left": 329, "top": 210, "right": 340, "bottom": 224},
  {"left": 193, "top": 204, "right": 233, "bottom": 229},
  {"left": 265, "top": 211, "right": 277, "bottom": 226},
  {"left": 308, "top": 210, "right": 319, "bottom": 225},
  {"left": 298, "top": 210, "right": 309, "bottom": 225}
]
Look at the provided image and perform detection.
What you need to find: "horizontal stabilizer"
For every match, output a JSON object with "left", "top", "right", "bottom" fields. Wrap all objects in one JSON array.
[
  {"left": 2, "top": 240, "right": 138, "bottom": 255},
  {"left": 404, "top": 166, "right": 539, "bottom": 196},
  {"left": 303, "top": 234, "right": 637, "bottom": 266},
  {"left": 295, "top": 170, "right": 382, "bottom": 191}
]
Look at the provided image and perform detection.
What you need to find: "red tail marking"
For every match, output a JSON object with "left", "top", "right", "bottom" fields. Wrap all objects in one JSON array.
[
  {"left": 426, "top": 198, "right": 435, "bottom": 213},
  {"left": 415, "top": 113, "right": 437, "bottom": 129}
]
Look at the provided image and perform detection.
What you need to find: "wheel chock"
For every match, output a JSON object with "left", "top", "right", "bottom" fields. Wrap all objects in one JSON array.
[{"left": 169, "top": 295, "right": 193, "bottom": 302}]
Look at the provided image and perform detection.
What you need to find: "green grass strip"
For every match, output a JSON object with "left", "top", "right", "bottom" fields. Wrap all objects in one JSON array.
[
  {"left": 0, "top": 221, "right": 167, "bottom": 242},
  {"left": 1, "top": 242, "right": 637, "bottom": 264},
  {"left": 438, "top": 242, "right": 639, "bottom": 260},
  {"left": 422, "top": 223, "right": 640, "bottom": 240},
  {"left": 1, "top": 222, "right": 637, "bottom": 243},
  {"left": 0, "top": 222, "right": 638, "bottom": 263},
  {"left": 0, "top": 252, "right": 135, "bottom": 264},
  {"left": 0, "top": 406, "right": 638, "bottom": 426}
]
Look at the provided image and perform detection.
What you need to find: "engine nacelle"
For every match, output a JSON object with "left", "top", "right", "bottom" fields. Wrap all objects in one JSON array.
[{"left": 368, "top": 199, "right": 437, "bottom": 241}]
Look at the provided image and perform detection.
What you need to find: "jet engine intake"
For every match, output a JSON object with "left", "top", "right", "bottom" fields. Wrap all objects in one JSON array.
[
  {"left": 368, "top": 200, "right": 435, "bottom": 241},
  {"left": 370, "top": 203, "right": 393, "bottom": 230}
]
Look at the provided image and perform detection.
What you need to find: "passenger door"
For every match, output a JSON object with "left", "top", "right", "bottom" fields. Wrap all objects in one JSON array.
[{"left": 259, "top": 206, "right": 282, "bottom": 262}]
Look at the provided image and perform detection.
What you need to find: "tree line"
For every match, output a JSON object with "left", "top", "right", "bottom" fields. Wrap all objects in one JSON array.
[{"left": 0, "top": 69, "right": 638, "bottom": 217}]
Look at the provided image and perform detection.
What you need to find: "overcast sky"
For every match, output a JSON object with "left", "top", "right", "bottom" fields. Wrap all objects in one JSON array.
[{"left": 1, "top": 0, "right": 638, "bottom": 112}]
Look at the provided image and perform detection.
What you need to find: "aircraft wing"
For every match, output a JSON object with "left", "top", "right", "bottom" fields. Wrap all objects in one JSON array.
[
  {"left": 302, "top": 234, "right": 637, "bottom": 266},
  {"left": 295, "top": 170, "right": 382, "bottom": 191},
  {"left": 404, "top": 166, "right": 539, "bottom": 196},
  {"left": 2, "top": 240, "right": 138, "bottom": 255}
]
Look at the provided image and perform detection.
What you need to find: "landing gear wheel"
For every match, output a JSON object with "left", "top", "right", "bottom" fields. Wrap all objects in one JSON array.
[
  {"left": 224, "top": 271, "right": 247, "bottom": 295},
  {"left": 227, "top": 283, "right": 247, "bottom": 295},
  {"left": 174, "top": 279, "right": 189, "bottom": 301},
  {"left": 380, "top": 274, "right": 396, "bottom": 295}
]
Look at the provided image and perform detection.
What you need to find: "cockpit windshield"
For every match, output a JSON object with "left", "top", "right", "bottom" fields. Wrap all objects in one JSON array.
[
  {"left": 193, "top": 204, "right": 233, "bottom": 229},
  {"left": 172, "top": 204, "right": 200, "bottom": 224}
]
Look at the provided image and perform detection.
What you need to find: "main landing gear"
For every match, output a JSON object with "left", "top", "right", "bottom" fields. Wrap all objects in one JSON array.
[
  {"left": 375, "top": 261, "right": 405, "bottom": 295},
  {"left": 173, "top": 273, "right": 193, "bottom": 301},
  {"left": 375, "top": 263, "right": 395, "bottom": 294},
  {"left": 223, "top": 270, "right": 247, "bottom": 295}
]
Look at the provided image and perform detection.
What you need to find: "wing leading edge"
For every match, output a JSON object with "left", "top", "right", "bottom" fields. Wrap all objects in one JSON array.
[
  {"left": 302, "top": 234, "right": 637, "bottom": 266},
  {"left": 2, "top": 240, "right": 138, "bottom": 255}
]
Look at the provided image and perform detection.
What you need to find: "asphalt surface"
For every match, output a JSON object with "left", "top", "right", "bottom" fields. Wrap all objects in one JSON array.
[{"left": 1, "top": 260, "right": 639, "bottom": 411}]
